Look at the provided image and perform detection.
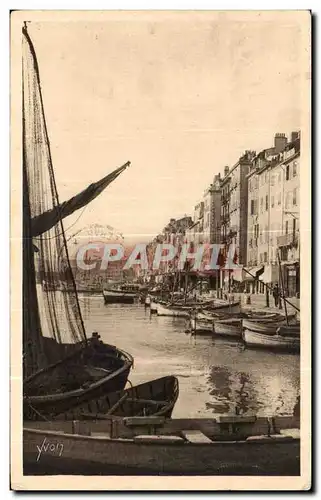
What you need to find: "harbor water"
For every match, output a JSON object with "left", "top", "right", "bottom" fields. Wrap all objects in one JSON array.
[{"left": 80, "top": 295, "right": 300, "bottom": 418}]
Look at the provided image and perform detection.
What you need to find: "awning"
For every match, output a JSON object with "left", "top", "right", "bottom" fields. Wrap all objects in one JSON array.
[
  {"left": 243, "top": 266, "right": 264, "bottom": 281},
  {"left": 259, "top": 265, "right": 279, "bottom": 283}
]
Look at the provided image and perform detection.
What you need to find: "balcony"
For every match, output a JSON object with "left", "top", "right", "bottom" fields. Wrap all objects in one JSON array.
[{"left": 277, "top": 233, "right": 299, "bottom": 248}]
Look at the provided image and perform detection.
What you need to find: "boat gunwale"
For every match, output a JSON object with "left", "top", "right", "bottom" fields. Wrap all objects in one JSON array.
[
  {"left": 24, "top": 344, "right": 133, "bottom": 404},
  {"left": 23, "top": 426, "right": 300, "bottom": 446}
]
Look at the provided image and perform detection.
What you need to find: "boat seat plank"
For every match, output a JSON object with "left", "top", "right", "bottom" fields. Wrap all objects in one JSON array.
[
  {"left": 133, "top": 435, "right": 184, "bottom": 444},
  {"left": 124, "top": 416, "right": 165, "bottom": 427},
  {"left": 126, "top": 398, "right": 168, "bottom": 406},
  {"left": 280, "top": 428, "right": 300, "bottom": 439},
  {"left": 181, "top": 430, "right": 213, "bottom": 444},
  {"left": 216, "top": 415, "right": 256, "bottom": 424}
]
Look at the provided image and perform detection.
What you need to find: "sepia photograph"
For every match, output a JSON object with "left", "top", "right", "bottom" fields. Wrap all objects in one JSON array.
[{"left": 10, "top": 9, "right": 311, "bottom": 491}]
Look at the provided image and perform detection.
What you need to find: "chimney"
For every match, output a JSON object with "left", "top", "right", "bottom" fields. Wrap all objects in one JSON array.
[
  {"left": 224, "top": 166, "right": 229, "bottom": 177},
  {"left": 274, "top": 133, "right": 288, "bottom": 154},
  {"left": 291, "top": 131, "right": 300, "bottom": 143}
]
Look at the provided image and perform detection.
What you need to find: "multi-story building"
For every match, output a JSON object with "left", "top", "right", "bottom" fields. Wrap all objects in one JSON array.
[
  {"left": 246, "top": 132, "right": 300, "bottom": 296},
  {"left": 203, "top": 174, "right": 222, "bottom": 245},
  {"left": 185, "top": 202, "right": 204, "bottom": 245},
  {"left": 277, "top": 133, "right": 300, "bottom": 297},
  {"left": 220, "top": 151, "right": 255, "bottom": 289}
]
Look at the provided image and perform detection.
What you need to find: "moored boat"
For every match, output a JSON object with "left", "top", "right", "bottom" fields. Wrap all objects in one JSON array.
[
  {"left": 242, "top": 329, "right": 300, "bottom": 353},
  {"left": 242, "top": 316, "right": 295, "bottom": 335},
  {"left": 189, "top": 316, "right": 214, "bottom": 333},
  {"left": 103, "top": 288, "right": 137, "bottom": 304},
  {"left": 203, "top": 300, "right": 241, "bottom": 315},
  {"left": 24, "top": 336, "right": 134, "bottom": 420},
  {"left": 22, "top": 25, "right": 134, "bottom": 421},
  {"left": 156, "top": 302, "right": 192, "bottom": 318},
  {"left": 53, "top": 376, "right": 179, "bottom": 421},
  {"left": 214, "top": 318, "right": 243, "bottom": 338},
  {"left": 24, "top": 414, "right": 300, "bottom": 475}
]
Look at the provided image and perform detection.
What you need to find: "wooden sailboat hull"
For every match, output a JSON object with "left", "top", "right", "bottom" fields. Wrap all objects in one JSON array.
[
  {"left": 189, "top": 318, "right": 214, "bottom": 333},
  {"left": 103, "top": 290, "right": 136, "bottom": 304},
  {"left": 204, "top": 301, "right": 241, "bottom": 315},
  {"left": 23, "top": 416, "right": 300, "bottom": 475},
  {"left": 54, "top": 376, "right": 179, "bottom": 421},
  {"left": 156, "top": 303, "right": 191, "bottom": 318},
  {"left": 243, "top": 319, "right": 287, "bottom": 335},
  {"left": 214, "top": 319, "right": 243, "bottom": 338},
  {"left": 243, "top": 329, "right": 300, "bottom": 353},
  {"left": 24, "top": 341, "right": 134, "bottom": 420}
]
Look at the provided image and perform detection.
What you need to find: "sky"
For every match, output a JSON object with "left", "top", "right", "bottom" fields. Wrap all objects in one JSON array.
[{"left": 26, "top": 11, "right": 305, "bottom": 243}]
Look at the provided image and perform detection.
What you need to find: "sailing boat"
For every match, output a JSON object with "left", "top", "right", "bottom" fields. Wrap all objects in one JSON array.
[{"left": 22, "top": 24, "right": 133, "bottom": 420}]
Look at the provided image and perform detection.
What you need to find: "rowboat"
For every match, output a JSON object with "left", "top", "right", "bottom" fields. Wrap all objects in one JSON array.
[
  {"left": 23, "top": 337, "right": 134, "bottom": 420},
  {"left": 214, "top": 318, "right": 243, "bottom": 338},
  {"left": 277, "top": 325, "right": 300, "bottom": 337},
  {"left": 24, "top": 414, "right": 300, "bottom": 475},
  {"left": 189, "top": 317, "right": 214, "bottom": 333},
  {"left": 242, "top": 329, "right": 300, "bottom": 353},
  {"left": 203, "top": 301, "right": 241, "bottom": 315},
  {"left": 156, "top": 302, "right": 192, "bottom": 318},
  {"left": 52, "top": 376, "right": 179, "bottom": 421},
  {"left": 103, "top": 288, "right": 137, "bottom": 304},
  {"left": 242, "top": 317, "right": 291, "bottom": 335}
]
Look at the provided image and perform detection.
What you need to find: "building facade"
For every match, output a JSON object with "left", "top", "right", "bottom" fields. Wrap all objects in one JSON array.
[{"left": 246, "top": 132, "right": 300, "bottom": 296}]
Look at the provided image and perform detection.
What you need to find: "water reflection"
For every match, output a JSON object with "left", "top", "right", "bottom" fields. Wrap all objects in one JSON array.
[
  {"left": 76, "top": 298, "right": 300, "bottom": 418},
  {"left": 206, "top": 366, "right": 260, "bottom": 415}
]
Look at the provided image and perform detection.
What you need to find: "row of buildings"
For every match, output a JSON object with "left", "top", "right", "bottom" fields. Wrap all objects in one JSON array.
[{"left": 150, "top": 131, "right": 300, "bottom": 297}]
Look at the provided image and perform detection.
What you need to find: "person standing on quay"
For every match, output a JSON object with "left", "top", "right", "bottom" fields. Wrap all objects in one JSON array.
[{"left": 272, "top": 284, "right": 279, "bottom": 307}]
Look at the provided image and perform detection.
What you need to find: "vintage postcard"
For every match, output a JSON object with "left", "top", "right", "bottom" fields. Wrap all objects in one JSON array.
[{"left": 10, "top": 10, "right": 311, "bottom": 491}]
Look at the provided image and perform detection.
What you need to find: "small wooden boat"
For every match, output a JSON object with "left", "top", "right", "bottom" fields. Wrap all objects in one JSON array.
[
  {"left": 277, "top": 325, "right": 300, "bottom": 337},
  {"left": 24, "top": 414, "right": 300, "bottom": 475},
  {"left": 103, "top": 288, "right": 137, "bottom": 304},
  {"left": 242, "top": 317, "right": 292, "bottom": 335},
  {"left": 214, "top": 318, "right": 243, "bottom": 338},
  {"left": 243, "top": 329, "right": 300, "bottom": 353},
  {"left": 23, "top": 337, "right": 134, "bottom": 420},
  {"left": 189, "top": 317, "right": 214, "bottom": 333},
  {"left": 156, "top": 302, "right": 192, "bottom": 318},
  {"left": 52, "top": 376, "right": 179, "bottom": 421},
  {"left": 203, "top": 301, "right": 241, "bottom": 315}
]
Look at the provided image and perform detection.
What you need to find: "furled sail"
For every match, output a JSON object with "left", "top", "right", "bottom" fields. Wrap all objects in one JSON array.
[{"left": 31, "top": 162, "right": 130, "bottom": 237}]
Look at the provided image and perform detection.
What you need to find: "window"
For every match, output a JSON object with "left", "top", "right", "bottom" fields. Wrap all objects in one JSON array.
[
  {"left": 293, "top": 218, "right": 296, "bottom": 237},
  {"left": 278, "top": 193, "right": 281, "bottom": 205},
  {"left": 250, "top": 199, "right": 255, "bottom": 215},
  {"left": 260, "top": 198, "right": 263, "bottom": 213},
  {"left": 271, "top": 174, "right": 275, "bottom": 186},
  {"left": 293, "top": 161, "right": 297, "bottom": 177},
  {"left": 286, "top": 165, "right": 290, "bottom": 181},
  {"left": 285, "top": 220, "right": 289, "bottom": 234},
  {"left": 264, "top": 252, "right": 268, "bottom": 262},
  {"left": 271, "top": 195, "right": 274, "bottom": 207},
  {"left": 265, "top": 172, "right": 269, "bottom": 184},
  {"left": 293, "top": 188, "right": 297, "bottom": 206},
  {"left": 285, "top": 192, "right": 292, "bottom": 209},
  {"left": 265, "top": 195, "right": 268, "bottom": 211}
]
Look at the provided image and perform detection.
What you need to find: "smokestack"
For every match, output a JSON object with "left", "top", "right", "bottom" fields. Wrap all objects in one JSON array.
[
  {"left": 274, "top": 133, "right": 288, "bottom": 154},
  {"left": 291, "top": 131, "right": 300, "bottom": 143},
  {"left": 224, "top": 166, "right": 229, "bottom": 177}
]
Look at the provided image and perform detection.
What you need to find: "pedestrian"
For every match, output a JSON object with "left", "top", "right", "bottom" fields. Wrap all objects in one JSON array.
[{"left": 272, "top": 284, "right": 279, "bottom": 307}]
